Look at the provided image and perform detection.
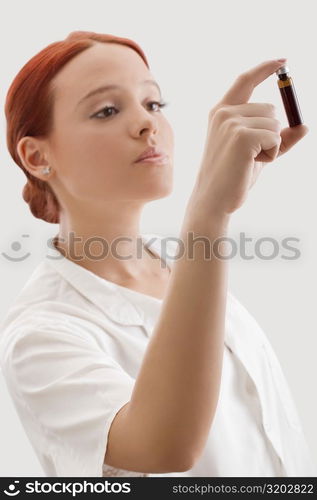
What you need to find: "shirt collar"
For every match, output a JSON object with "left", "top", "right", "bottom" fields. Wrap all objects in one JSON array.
[
  {"left": 45, "top": 233, "right": 241, "bottom": 353},
  {"left": 45, "top": 233, "right": 168, "bottom": 327}
]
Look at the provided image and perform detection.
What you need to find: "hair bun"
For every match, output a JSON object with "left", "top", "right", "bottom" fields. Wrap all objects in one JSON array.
[{"left": 22, "top": 178, "right": 60, "bottom": 224}]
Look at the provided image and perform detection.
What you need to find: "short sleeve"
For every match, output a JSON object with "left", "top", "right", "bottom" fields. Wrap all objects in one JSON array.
[{"left": 2, "top": 321, "right": 136, "bottom": 477}]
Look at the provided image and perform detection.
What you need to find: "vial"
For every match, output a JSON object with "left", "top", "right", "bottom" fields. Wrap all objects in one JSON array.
[{"left": 276, "top": 65, "right": 303, "bottom": 127}]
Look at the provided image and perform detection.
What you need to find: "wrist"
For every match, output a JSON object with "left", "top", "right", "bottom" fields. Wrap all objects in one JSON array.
[{"left": 185, "top": 195, "right": 231, "bottom": 232}]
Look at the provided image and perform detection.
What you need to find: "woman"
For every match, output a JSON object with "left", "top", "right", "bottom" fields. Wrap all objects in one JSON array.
[{"left": 0, "top": 30, "right": 315, "bottom": 478}]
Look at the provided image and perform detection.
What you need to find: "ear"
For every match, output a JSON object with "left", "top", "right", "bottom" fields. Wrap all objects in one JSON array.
[{"left": 16, "top": 136, "right": 51, "bottom": 180}]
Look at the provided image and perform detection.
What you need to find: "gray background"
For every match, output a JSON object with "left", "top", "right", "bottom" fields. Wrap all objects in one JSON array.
[{"left": 1, "top": 0, "right": 316, "bottom": 476}]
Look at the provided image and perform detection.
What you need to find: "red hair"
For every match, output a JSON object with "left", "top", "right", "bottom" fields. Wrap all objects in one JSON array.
[{"left": 5, "top": 31, "right": 150, "bottom": 224}]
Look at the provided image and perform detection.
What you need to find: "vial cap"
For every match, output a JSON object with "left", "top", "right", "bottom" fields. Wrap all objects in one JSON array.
[{"left": 276, "top": 65, "right": 289, "bottom": 76}]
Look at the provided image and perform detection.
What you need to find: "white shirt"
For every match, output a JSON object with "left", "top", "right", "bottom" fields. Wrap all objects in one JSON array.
[{"left": 0, "top": 232, "right": 315, "bottom": 477}]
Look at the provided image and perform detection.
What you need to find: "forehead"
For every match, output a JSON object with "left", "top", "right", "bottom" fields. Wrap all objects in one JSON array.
[{"left": 52, "top": 42, "right": 152, "bottom": 103}]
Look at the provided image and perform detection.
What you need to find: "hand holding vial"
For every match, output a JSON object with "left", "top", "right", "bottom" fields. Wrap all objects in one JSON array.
[{"left": 187, "top": 59, "right": 309, "bottom": 220}]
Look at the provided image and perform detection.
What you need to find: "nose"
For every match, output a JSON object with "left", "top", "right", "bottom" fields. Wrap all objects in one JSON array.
[{"left": 131, "top": 105, "right": 158, "bottom": 138}]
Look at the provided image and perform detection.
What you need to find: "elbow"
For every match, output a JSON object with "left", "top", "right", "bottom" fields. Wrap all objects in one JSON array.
[
  {"left": 176, "top": 455, "right": 197, "bottom": 473},
  {"left": 160, "top": 448, "right": 198, "bottom": 473},
  {"left": 157, "top": 432, "right": 209, "bottom": 473}
]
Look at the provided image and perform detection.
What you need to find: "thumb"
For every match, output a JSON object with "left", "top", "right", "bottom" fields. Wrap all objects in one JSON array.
[
  {"left": 278, "top": 124, "right": 309, "bottom": 156},
  {"left": 255, "top": 123, "right": 309, "bottom": 162}
]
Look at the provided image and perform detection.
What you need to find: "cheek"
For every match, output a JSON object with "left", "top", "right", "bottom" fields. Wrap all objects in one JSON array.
[
  {"left": 51, "top": 127, "right": 126, "bottom": 197},
  {"left": 57, "top": 127, "right": 123, "bottom": 176},
  {"left": 86, "top": 132, "right": 122, "bottom": 166},
  {"left": 74, "top": 127, "right": 120, "bottom": 162}
]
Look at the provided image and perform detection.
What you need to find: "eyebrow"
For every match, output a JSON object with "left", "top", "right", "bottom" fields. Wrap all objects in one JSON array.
[{"left": 76, "top": 79, "right": 162, "bottom": 108}]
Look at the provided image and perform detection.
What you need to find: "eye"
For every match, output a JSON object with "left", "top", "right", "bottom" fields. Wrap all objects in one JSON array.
[
  {"left": 148, "top": 100, "right": 168, "bottom": 112},
  {"left": 92, "top": 100, "right": 169, "bottom": 120}
]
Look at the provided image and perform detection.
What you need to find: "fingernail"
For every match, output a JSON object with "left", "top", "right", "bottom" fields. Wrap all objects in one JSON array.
[{"left": 276, "top": 58, "right": 287, "bottom": 62}]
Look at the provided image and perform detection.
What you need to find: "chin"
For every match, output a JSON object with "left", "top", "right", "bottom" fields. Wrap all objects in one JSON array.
[{"left": 146, "top": 183, "right": 173, "bottom": 201}]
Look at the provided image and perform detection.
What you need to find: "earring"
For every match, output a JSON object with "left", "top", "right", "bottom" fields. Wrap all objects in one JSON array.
[{"left": 42, "top": 166, "right": 51, "bottom": 175}]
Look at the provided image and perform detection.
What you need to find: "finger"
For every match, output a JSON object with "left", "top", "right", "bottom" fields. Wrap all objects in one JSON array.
[
  {"left": 254, "top": 145, "right": 280, "bottom": 163},
  {"left": 253, "top": 124, "right": 309, "bottom": 162},
  {"left": 239, "top": 116, "right": 282, "bottom": 133},
  {"left": 277, "top": 124, "right": 309, "bottom": 157},
  {"left": 223, "top": 102, "right": 278, "bottom": 118},
  {"left": 216, "top": 59, "right": 287, "bottom": 106},
  {"left": 247, "top": 129, "right": 282, "bottom": 163}
]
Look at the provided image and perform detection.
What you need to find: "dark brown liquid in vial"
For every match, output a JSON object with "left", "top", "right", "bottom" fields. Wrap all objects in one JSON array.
[{"left": 278, "top": 73, "right": 303, "bottom": 127}]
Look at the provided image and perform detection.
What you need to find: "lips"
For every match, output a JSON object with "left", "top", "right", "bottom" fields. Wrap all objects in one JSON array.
[{"left": 134, "top": 146, "right": 167, "bottom": 163}]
